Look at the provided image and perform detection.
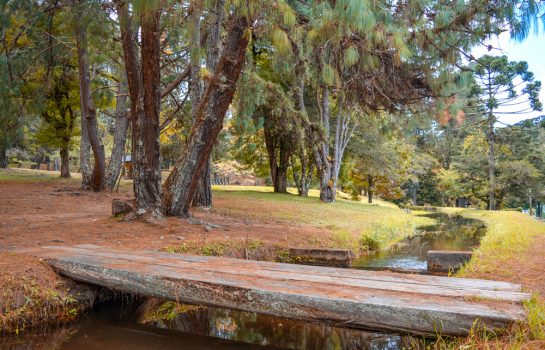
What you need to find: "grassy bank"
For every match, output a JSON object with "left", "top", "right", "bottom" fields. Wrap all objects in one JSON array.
[
  {"left": 420, "top": 209, "right": 545, "bottom": 349},
  {"left": 211, "top": 186, "right": 433, "bottom": 253}
]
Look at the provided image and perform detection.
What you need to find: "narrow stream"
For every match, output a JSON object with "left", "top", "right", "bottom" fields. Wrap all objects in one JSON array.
[
  {"left": 352, "top": 213, "right": 486, "bottom": 272},
  {"left": 2, "top": 213, "right": 485, "bottom": 350}
]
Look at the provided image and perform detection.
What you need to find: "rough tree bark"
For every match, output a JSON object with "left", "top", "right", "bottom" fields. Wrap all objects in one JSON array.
[
  {"left": 60, "top": 145, "right": 70, "bottom": 178},
  {"left": 116, "top": 0, "right": 163, "bottom": 219},
  {"left": 312, "top": 87, "right": 355, "bottom": 203},
  {"left": 192, "top": 0, "right": 225, "bottom": 207},
  {"left": 298, "top": 148, "right": 311, "bottom": 197},
  {"left": 263, "top": 114, "right": 291, "bottom": 193},
  {"left": 104, "top": 76, "right": 129, "bottom": 190},
  {"left": 368, "top": 175, "right": 374, "bottom": 204},
  {"left": 292, "top": 58, "right": 311, "bottom": 197},
  {"left": 79, "top": 117, "right": 92, "bottom": 188},
  {"left": 0, "top": 142, "right": 7, "bottom": 168},
  {"left": 163, "top": 15, "right": 249, "bottom": 217},
  {"left": 313, "top": 86, "right": 335, "bottom": 202},
  {"left": 75, "top": 12, "right": 106, "bottom": 191}
]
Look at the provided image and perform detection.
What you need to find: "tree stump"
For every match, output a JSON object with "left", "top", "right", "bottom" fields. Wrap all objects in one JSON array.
[{"left": 112, "top": 199, "right": 135, "bottom": 216}]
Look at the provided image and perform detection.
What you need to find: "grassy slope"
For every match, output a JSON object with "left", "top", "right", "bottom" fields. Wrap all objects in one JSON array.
[
  {"left": 213, "top": 185, "right": 433, "bottom": 250},
  {"left": 440, "top": 208, "right": 545, "bottom": 349},
  {"left": 455, "top": 210, "right": 545, "bottom": 282}
]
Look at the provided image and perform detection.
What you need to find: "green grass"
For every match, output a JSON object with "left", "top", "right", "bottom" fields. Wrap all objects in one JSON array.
[
  {"left": 0, "top": 168, "right": 63, "bottom": 182},
  {"left": 452, "top": 209, "right": 545, "bottom": 280},
  {"left": 212, "top": 185, "right": 434, "bottom": 251},
  {"left": 444, "top": 208, "right": 545, "bottom": 349}
]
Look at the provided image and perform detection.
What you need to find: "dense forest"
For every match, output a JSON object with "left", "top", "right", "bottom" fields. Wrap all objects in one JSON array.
[{"left": 1, "top": 0, "right": 544, "bottom": 219}]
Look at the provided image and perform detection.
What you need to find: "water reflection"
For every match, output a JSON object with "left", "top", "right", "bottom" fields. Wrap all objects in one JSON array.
[
  {"left": 0, "top": 303, "right": 281, "bottom": 350},
  {"left": 352, "top": 213, "right": 486, "bottom": 272},
  {"left": 147, "top": 305, "right": 407, "bottom": 350}
]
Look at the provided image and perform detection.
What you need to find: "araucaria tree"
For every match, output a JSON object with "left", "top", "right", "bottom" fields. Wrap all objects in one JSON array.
[{"left": 469, "top": 55, "right": 542, "bottom": 210}]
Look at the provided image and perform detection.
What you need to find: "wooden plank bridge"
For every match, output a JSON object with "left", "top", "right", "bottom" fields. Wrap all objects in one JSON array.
[{"left": 27, "top": 244, "right": 529, "bottom": 336}]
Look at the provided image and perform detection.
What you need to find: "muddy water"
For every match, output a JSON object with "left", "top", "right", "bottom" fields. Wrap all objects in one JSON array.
[
  {"left": 1, "top": 213, "right": 482, "bottom": 350},
  {"left": 352, "top": 213, "right": 486, "bottom": 272}
]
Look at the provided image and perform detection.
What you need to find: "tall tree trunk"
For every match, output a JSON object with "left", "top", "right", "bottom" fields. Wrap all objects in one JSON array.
[
  {"left": 60, "top": 146, "right": 70, "bottom": 178},
  {"left": 116, "top": 0, "right": 163, "bottom": 219},
  {"left": 368, "top": 175, "right": 374, "bottom": 204},
  {"left": 137, "top": 3, "right": 163, "bottom": 217},
  {"left": 75, "top": 11, "right": 105, "bottom": 191},
  {"left": 188, "top": 2, "right": 208, "bottom": 207},
  {"left": 294, "top": 61, "right": 310, "bottom": 198},
  {"left": 263, "top": 116, "right": 290, "bottom": 194},
  {"left": 487, "top": 113, "right": 496, "bottom": 210},
  {"left": 193, "top": 0, "right": 225, "bottom": 207},
  {"left": 79, "top": 109, "right": 92, "bottom": 188},
  {"left": 163, "top": 15, "right": 249, "bottom": 217},
  {"left": 298, "top": 149, "right": 311, "bottom": 197},
  {"left": 412, "top": 183, "right": 418, "bottom": 206},
  {"left": 104, "top": 76, "right": 129, "bottom": 190},
  {"left": 529, "top": 189, "right": 533, "bottom": 216},
  {"left": 0, "top": 142, "right": 7, "bottom": 168},
  {"left": 313, "top": 86, "right": 335, "bottom": 202}
]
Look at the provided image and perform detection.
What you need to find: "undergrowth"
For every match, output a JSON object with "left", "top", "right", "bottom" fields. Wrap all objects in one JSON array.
[{"left": 0, "top": 275, "right": 81, "bottom": 334}]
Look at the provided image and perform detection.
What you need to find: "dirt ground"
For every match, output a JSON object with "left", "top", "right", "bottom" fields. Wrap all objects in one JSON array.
[{"left": 0, "top": 179, "right": 331, "bottom": 253}]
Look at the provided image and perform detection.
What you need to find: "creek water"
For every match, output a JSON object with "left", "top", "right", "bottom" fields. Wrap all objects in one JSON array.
[
  {"left": 1, "top": 302, "right": 405, "bottom": 350},
  {"left": 1, "top": 213, "right": 484, "bottom": 350},
  {"left": 352, "top": 212, "right": 486, "bottom": 272}
]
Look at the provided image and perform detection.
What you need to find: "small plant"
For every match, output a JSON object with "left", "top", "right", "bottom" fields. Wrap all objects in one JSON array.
[
  {"left": 358, "top": 234, "right": 381, "bottom": 252},
  {"left": 164, "top": 243, "right": 188, "bottom": 254},
  {"left": 201, "top": 243, "right": 227, "bottom": 256}
]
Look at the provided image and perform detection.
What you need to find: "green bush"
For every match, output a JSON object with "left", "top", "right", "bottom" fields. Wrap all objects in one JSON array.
[{"left": 358, "top": 234, "right": 381, "bottom": 252}]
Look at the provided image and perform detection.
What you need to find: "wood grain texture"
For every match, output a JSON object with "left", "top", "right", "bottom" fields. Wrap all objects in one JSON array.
[{"left": 25, "top": 245, "right": 529, "bottom": 336}]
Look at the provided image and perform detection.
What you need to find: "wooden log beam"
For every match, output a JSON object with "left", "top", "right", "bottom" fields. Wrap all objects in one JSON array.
[
  {"left": 427, "top": 250, "right": 473, "bottom": 273},
  {"left": 24, "top": 245, "right": 529, "bottom": 336},
  {"left": 288, "top": 247, "right": 353, "bottom": 267}
]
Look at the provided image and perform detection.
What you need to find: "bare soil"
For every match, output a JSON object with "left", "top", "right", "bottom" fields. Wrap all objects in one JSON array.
[{"left": 0, "top": 179, "right": 332, "bottom": 253}]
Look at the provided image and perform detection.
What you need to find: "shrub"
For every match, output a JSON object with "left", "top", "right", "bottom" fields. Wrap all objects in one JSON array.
[{"left": 358, "top": 234, "right": 381, "bottom": 252}]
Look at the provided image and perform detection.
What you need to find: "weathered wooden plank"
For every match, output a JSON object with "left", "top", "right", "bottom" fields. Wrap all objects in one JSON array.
[
  {"left": 42, "top": 245, "right": 528, "bottom": 302},
  {"left": 60, "top": 245, "right": 524, "bottom": 292},
  {"left": 66, "top": 244, "right": 522, "bottom": 292},
  {"left": 25, "top": 245, "right": 529, "bottom": 336}
]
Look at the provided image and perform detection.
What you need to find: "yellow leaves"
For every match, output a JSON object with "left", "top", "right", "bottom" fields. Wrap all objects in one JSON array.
[
  {"left": 343, "top": 46, "right": 359, "bottom": 67},
  {"left": 243, "top": 28, "right": 253, "bottom": 43},
  {"left": 271, "top": 28, "right": 290, "bottom": 55},
  {"left": 199, "top": 67, "right": 211, "bottom": 80},
  {"left": 306, "top": 29, "right": 320, "bottom": 43},
  {"left": 392, "top": 33, "right": 411, "bottom": 60},
  {"left": 283, "top": 10, "right": 296, "bottom": 28},
  {"left": 322, "top": 64, "right": 336, "bottom": 86}
]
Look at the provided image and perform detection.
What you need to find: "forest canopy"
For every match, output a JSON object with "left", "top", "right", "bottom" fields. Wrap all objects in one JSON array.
[{"left": 1, "top": 0, "right": 544, "bottom": 218}]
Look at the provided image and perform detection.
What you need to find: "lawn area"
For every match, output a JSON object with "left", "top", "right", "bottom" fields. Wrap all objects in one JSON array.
[
  {"left": 212, "top": 185, "right": 434, "bottom": 251},
  {"left": 0, "top": 168, "right": 63, "bottom": 182}
]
